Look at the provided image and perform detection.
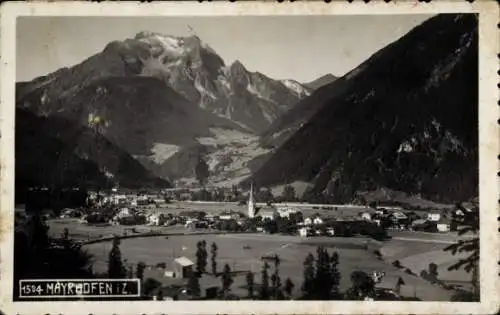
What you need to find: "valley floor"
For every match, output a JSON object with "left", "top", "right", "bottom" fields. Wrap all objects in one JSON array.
[{"left": 46, "top": 216, "right": 473, "bottom": 301}]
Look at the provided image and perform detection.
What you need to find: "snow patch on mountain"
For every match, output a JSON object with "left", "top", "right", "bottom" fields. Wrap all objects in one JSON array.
[
  {"left": 137, "top": 34, "right": 188, "bottom": 58},
  {"left": 281, "top": 79, "right": 311, "bottom": 98},
  {"left": 194, "top": 77, "right": 217, "bottom": 100},
  {"left": 217, "top": 75, "right": 232, "bottom": 91},
  {"left": 246, "top": 83, "right": 265, "bottom": 99}
]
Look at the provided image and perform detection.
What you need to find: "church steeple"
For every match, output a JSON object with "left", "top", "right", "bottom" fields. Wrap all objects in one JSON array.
[{"left": 248, "top": 183, "right": 255, "bottom": 218}]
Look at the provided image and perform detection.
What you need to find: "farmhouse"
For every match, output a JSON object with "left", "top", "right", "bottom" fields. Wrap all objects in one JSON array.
[
  {"left": 298, "top": 227, "right": 311, "bottom": 237},
  {"left": 257, "top": 209, "right": 277, "bottom": 220},
  {"left": 147, "top": 213, "right": 162, "bottom": 226},
  {"left": 173, "top": 257, "right": 194, "bottom": 279},
  {"left": 427, "top": 211, "right": 442, "bottom": 222},
  {"left": 276, "top": 206, "right": 298, "bottom": 218},
  {"left": 360, "top": 211, "right": 373, "bottom": 221}
]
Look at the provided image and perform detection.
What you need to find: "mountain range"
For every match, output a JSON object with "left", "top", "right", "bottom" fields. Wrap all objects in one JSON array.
[
  {"left": 16, "top": 13, "right": 479, "bottom": 205},
  {"left": 15, "top": 32, "right": 311, "bottom": 190},
  {"left": 248, "top": 14, "right": 478, "bottom": 204}
]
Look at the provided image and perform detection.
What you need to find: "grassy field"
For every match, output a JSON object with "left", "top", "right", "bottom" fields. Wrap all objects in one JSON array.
[
  {"left": 83, "top": 233, "right": 454, "bottom": 301},
  {"left": 47, "top": 219, "right": 187, "bottom": 241},
  {"left": 46, "top": 200, "right": 470, "bottom": 300},
  {"left": 142, "top": 201, "right": 379, "bottom": 223},
  {"left": 380, "top": 238, "right": 473, "bottom": 290}
]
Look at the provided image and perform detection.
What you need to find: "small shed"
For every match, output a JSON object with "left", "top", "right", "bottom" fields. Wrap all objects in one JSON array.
[{"left": 173, "top": 257, "right": 194, "bottom": 279}]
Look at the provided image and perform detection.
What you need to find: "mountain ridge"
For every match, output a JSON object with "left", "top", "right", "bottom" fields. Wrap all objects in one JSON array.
[
  {"left": 15, "top": 107, "right": 170, "bottom": 201},
  {"left": 248, "top": 14, "right": 478, "bottom": 204},
  {"left": 16, "top": 31, "right": 312, "bottom": 184},
  {"left": 304, "top": 74, "right": 338, "bottom": 90}
]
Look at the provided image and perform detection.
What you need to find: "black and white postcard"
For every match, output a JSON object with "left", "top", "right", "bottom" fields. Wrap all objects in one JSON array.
[{"left": 0, "top": 1, "right": 498, "bottom": 314}]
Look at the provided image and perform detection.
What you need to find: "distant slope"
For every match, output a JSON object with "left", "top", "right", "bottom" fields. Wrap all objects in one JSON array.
[
  {"left": 249, "top": 14, "right": 478, "bottom": 204},
  {"left": 304, "top": 74, "right": 338, "bottom": 90},
  {"left": 16, "top": 107, "right": 170, "bottom": 196},
  {"left": 260, "top": 73, "right": 354, "bottom": 149}
]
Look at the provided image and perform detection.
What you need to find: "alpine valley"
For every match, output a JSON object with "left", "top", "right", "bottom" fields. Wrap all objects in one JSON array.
[
  {"left": 15, "top": 31, "right": 311, "bottom": 190},
  {"left": 16, "top": 13, "right": 478, "bottom": 205}
]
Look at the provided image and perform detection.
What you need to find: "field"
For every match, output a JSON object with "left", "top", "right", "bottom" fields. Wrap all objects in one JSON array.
[
  {"left": 46, "top": 201, "right": 472, "bottom": 301},
  {"left": 150, "top": 201, "right": 374, "bottom": 221},
  {"left": 82, "top": 233, "right": 456, "bottom": 301},
  {"left": 380, "top": 237, "right": 472, "bottom": 290}
]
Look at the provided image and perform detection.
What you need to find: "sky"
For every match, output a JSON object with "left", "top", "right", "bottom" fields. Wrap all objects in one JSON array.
[{"left": 17, "top": 14, "right": 433, "bottom": 83}]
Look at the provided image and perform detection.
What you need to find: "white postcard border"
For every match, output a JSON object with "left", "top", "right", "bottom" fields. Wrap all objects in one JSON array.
[{"left": 1, "top": 1, "right": 498, "bottom": 314}]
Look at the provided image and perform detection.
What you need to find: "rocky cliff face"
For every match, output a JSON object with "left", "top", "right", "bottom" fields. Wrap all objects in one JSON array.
[{"left": 249, "top": 14, "right": 478, "bottom": 204}]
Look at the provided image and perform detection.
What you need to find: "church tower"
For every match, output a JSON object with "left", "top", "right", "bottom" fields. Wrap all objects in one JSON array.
[{"left": 248, "top": 183, "right": 255, "bottom": 218}]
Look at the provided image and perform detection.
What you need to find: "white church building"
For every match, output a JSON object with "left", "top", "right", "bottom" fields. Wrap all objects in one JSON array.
[{"left": 248, "top": 183, "right": 256, "bottom": 218}]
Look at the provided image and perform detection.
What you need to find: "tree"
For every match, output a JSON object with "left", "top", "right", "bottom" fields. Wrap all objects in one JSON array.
[
  {"left": 127, "top": 265, "right": 134, "bottom": 279},
  {"left": 108, "top": 236, "right": 126, "bottom": 278},
  {"left": 301, "top": 253, "right": 315, "bottom": 299},
  {"left": 283, "top": 278, "right": 295, "bottom": 299},
  {"left": 195, "top": 240, "right": 208, "bottom": 275},
  {"left": 136, "top": 261, "right": 146, "bottom": 282},
  {"left": 330, "top": 251, "right": 341, "bottom": 299},
  {"left": 14, "top": 213, "right": 94, "bottom": 298},
  {"left": 195, "top": 158, "right": 210, "bottom": 187},
  {"left": 259, "top": 262, "right": 270, "bottom": 300},
  {"left": 142, "top": 278, "right": 162, "bottom": 297},
  {"left": 395, "top": 276, "right": 405, "bottom": 295},
  {"left": 211, "top": 242, "right": 218, "bottom": 276},
  {"left": 257, "top": 188, "right": 274, "bottom": 204},
  {"left": 444, "top": 203, "right": 479, "bottom": 299},
  {"left": 428, "top": 262, "right": 438, "bottom": 283},
  {"left": 231, "top": 185, "right": 240, "bottom": 201},
  {"left": 271, "top": 255, "right": 282, "bottom": 299},
  {"left": 156, "top": 288, "right": 164, "bottom": 301},
  {"left": 63, "top": 227, "right": 69, "bottom": 240},
  {"left": 282, "top": 185, "right": 296, "bottom": 202},
  {"left": 345, "top": 271, "right": 375, "bottom": 300},
  {"left": 188, "top": 272, "right": 201, "bottom": 298},
  {"left": 313, "top": 246, "right": 332, "bottom": 299},
  {"left": 221, "top": 263, "right": 234, "bottom": 298},
  {"left": 246, "top": 271, "right": 255, "bottom": 299}
]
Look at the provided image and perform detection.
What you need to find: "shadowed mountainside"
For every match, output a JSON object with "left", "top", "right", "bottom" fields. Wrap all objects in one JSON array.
[
  {"left": 16, "top": 107, "right": 170, "bottom": 200},
  {"left": 249, "top": 14, "right": 478, "bottom": 204}
]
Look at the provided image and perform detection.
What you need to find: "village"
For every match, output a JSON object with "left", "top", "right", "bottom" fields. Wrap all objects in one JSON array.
[
  {"left": 9, "top": 183, "right": 473, "bottom": 302},
  {"left": 43, "top": 184, "right": 471, "bottom": 241}
]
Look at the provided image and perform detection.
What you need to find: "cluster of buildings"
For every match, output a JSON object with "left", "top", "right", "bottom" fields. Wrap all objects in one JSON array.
[
  {"left": 66, "top": 185, "right": 471, "bottom": 239},
  {"left": 86, "top": 189, "right": 168, "bottom": 209}
]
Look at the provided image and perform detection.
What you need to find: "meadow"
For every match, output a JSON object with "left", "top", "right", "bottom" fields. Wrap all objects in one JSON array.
[
  {"left": 46, "top": 201, "right": 470, "bottom": 300},
  {"left": 83, "top": 233, "right": 455, "bottom": 301}
]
